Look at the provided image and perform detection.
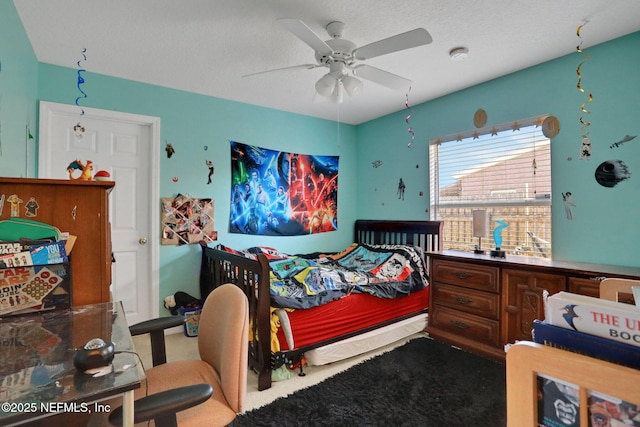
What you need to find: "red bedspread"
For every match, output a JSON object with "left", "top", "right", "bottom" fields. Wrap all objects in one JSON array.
[{"left": 276, "top": 286, "right": 429, "bottom": 351}]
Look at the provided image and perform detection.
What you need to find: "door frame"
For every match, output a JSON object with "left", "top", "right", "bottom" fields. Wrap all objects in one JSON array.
[{"left": 38, "top": 100, "right": 161, "bottom": 319}]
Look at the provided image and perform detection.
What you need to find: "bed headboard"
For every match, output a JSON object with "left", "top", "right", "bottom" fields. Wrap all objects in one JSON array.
[{"left": 354, "top": 220, "right": 443, "bottom": 253}]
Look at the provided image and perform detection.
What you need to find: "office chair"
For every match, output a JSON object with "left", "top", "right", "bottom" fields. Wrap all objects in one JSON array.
[{"left": 109, "top": 284, "right": 249, "bottom": 427}]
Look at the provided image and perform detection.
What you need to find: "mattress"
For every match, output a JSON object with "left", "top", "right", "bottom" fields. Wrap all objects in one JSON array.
[
  {"left": 304, "top": 313, "right": 428, "bottom": 366},
  {"left": 275, "top": 286, "right": 429, "bottom": 352}
]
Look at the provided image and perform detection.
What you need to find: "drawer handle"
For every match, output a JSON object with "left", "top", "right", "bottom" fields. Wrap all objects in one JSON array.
[
  {"left": 453, "top": 272, "right": 471, "bottom": 279},
  {"left": 454, "top": 296, "right": 473, "bottom": 305},
  {"left": 450, "top": 320, "right": 469, "bottom": 329}
]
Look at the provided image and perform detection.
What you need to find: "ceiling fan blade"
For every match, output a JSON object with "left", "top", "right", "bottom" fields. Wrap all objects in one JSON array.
[
  {"left": 353, "top": 64, "right": 412, "bottom": 92},
  {"left": 353, "top": 28, "right": 432, "bottom": 60},
  {"left": 242, "top": 64, "right": 318, "bottom": 78},
  {"left": 277, "top": 18, "right": 333, "bottom": 56}
]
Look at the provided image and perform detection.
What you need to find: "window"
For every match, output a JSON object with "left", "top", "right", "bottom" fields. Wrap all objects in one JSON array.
[{"left": 429, "top": 116, "right": 552, "bottom": 258}]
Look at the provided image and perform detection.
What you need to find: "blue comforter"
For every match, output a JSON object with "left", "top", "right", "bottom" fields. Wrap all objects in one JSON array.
[{"left": 224, "top": 243, "right": 430, "bottom": 309}]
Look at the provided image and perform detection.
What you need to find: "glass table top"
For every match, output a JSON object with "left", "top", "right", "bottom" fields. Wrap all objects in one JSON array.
[{"left": 0, "top": 301, "right": 145, "bottom": 424}]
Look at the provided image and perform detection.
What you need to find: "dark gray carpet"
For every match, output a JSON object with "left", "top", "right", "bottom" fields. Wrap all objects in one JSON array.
[{"left": 230, "top": 337, "right": 506, "bottom": 426}]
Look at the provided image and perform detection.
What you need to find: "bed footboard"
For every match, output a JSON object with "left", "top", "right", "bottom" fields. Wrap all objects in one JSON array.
[{"left": 199, "top": 241, "right": 273, "bottom": 390}]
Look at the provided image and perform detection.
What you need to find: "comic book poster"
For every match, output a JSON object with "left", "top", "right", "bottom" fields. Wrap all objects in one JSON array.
[{"left": 229, "top": 141, "right": 339, "bottom": 236}]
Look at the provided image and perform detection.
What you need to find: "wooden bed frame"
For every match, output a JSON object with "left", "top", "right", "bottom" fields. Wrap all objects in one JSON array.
[
  {"left": 507, "top": 341, "right": 640, "bottom": 426},
  {"left": 199, "top": 219, "right": 443, "bottom": 390}
]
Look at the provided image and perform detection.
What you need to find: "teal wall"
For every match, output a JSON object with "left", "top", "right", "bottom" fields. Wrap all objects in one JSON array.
[
  {"left": 36, "top": 66, "right": 357, "bottom": 306},
  {"left": 358, "top": 31, "right": 640, "bottom": 267},
  {"left": 0, "top": 0, "right": 38, "bottom": 177},
  {"left": 2, "top": 0, "right": 639, "bottom": 312}
]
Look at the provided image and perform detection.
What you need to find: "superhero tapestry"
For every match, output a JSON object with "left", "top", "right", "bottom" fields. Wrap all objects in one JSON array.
[{"left": 229, "top": 141, "right": 339, "bottom": 236}]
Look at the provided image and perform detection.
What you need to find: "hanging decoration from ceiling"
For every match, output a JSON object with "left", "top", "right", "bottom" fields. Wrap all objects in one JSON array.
[
  {"left": 405, "top": 87, "right": 415, "bottom": 149},
  {"left": 229, "top": 141, "right": 339, "bottom": 236},
  {"left": 74, "top": 48, "right": 88, "bottom": 141},
  {"left": 576, "top": 23, "right": 593, "bottom": 160}
]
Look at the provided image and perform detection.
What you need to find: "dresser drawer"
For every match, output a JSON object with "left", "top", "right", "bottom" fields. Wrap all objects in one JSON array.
[
  {"left": 431, "top": 283, "right": 500, "bottom": 320},
  {"left": 432, "top": 259, "right": 499, "bottom": 292},
  {"left": 429, "top": 306, "right": 500, "bottom": 347}
]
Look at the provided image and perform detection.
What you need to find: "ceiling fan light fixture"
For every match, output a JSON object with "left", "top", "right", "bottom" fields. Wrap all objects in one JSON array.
[
  {"left": 315, "top": 73, "right": 337, "bottom": 97},
  {"left": 329, "top": 81, "right": 344, "bottom": 104},
  {"left": 342, "top": 75, "right": 363, "bottom": 96}
]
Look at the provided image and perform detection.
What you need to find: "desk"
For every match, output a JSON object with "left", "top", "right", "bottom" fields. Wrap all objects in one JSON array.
[{"left": 0, "top": 302, "right": 144, "bottom": 426}]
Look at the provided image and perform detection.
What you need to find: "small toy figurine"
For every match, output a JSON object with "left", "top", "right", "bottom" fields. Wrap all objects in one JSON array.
[
  {"left": 94, "top": 170, "right": 112, "bottom": 181},
  {"left": 67, "top": 159, "right": 94, "bottom": 181}
]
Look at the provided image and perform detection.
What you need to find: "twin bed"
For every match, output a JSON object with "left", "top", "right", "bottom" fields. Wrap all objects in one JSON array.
[{"left": 199, "top": 220, "right": 443, "bottom": 390}]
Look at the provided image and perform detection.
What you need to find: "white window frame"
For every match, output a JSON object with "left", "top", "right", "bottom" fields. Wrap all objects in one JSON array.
[{"left": 429, "top": 116, "right": 552, "bottom": 258}]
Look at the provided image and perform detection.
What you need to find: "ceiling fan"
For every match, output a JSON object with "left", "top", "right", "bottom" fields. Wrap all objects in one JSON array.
[{"left": 244, "top": 19, "right": 433, "bottom": 103}]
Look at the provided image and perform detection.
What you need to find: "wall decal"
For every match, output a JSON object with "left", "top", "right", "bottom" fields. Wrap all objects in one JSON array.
[
  {"left": 397, "top": 178, "right": 406, "bottom": 200},
  {"left": 165, "top": 142, "right": 175, "bottom": 158},
  {"left": 229, "top": 141, "right": 338, "bottom": 236},
  {"left": 562, "top": 192, "right": 576, "bottom": 220},
  {"left": 372, "top": 160, "right": 382, "bottom": 168},
  {"left": 206, "top": 160, "right": 214, "bottom": 184},
  {"left": 594, "top": 160, "right": 631, "bottom": 188},
  {"left": 610, "top": 134, "right": 637, "bottom": 149}
]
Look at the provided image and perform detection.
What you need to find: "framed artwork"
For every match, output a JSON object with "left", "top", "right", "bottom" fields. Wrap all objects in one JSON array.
[{"left": 161, "top": 194, "right": 217, "bottom": 245}]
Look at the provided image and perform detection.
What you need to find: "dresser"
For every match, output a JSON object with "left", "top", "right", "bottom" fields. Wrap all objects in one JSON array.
[
  {"left": 427, "top": 250, "right": 640, "bottom": 360},
  {"left": 0, "top": 178, "right": 115, "bottom": 305}
]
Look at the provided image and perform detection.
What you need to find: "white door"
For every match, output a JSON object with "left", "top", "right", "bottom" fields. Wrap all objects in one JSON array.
[{"left": 38, "top": 101, "right": 160, "bottom": 323}]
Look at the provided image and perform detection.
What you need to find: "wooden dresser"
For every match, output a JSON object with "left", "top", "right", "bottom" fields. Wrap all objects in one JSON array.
[
  {"left": 427, "top": 250, "right": 640, "bottom": 360},
  {"left": 0, "top": 178, "right": 115, "bottom": 305}
]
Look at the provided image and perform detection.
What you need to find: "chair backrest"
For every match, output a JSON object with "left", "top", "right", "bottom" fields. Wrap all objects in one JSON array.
[
  {"left": 599, "top": 278, "right": 640, "bottom": 305},
  {"left": 197, "top": 284, "right": 249, "bottom": 413}
]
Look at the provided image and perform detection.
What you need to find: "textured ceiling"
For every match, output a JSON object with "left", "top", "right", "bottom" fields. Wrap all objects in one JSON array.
[{"left": 13, "top": 0, "right": 640, "bottom": 125}]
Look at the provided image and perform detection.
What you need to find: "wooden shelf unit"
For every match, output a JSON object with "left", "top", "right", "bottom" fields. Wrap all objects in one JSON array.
[
  {"left": 0, "top": 178, "right": 115, "bottom": 305},
  {"left": 426, "top": 250, "right": 640, "bottom": 360}
]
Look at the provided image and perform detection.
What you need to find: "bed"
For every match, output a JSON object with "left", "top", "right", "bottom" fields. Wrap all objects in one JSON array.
[{"left": 199, "top": 219, "right": 443, "bottom": 390}]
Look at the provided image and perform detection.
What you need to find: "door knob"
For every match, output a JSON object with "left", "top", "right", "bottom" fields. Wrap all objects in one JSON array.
[{"left": 139, "top": 237, "right": 148, "bottom": 245}]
